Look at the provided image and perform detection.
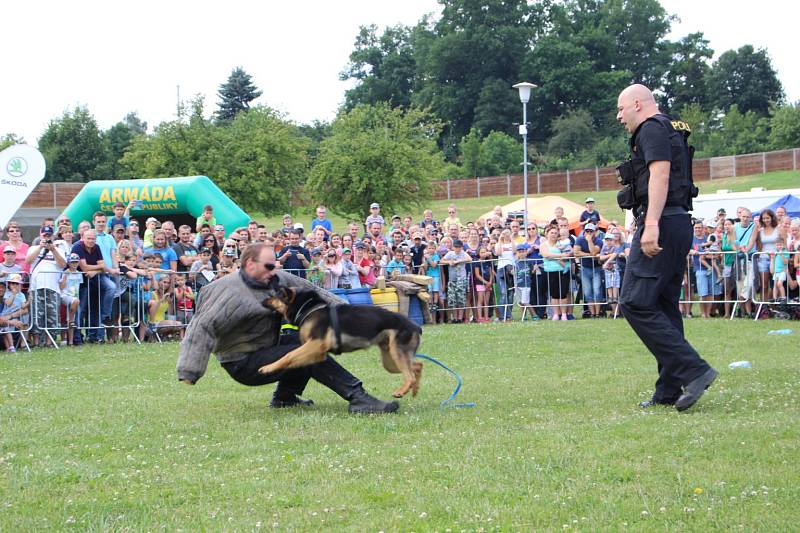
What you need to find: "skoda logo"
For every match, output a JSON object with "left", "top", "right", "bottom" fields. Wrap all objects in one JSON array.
[{"left": 7, "top": 157, "right": 27, "bottom": 178}]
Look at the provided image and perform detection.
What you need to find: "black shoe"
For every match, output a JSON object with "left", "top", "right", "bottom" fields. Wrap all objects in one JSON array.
[
  {"left": 675, "top": 368, "right": 718, "bottom": 412},
  {"left": 348, "top": 391, "right": 399, "bottom": 414},
  {"left": 639, "top": 398, "right": 676, "bottom": 408},
  {"left": 270, "top": 394, "right": 314, "bottom": 409}
]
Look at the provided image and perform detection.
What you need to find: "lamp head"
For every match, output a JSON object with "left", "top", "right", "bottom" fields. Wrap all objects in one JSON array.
[{"left": 512, "top": 82, "right": 537, "bottom": 104}]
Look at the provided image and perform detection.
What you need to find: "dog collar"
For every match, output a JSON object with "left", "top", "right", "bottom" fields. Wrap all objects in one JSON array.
[{"left": 293, "top": 299, "right": 327, "bottom": 328}]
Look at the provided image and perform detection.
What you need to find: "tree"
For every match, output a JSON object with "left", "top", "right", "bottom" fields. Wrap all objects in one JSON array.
[
  {"left": 38, "top": 106, "right": 105, "bottom": 182},
  {"left": 458, "top": 128, "right": 482, "bottom": 178},
  {"left": 547, "top": 109, "right": 596, "bottom": 158},
  {"left": 769, "top": 103, "right": 800, "bottom": 150},
  {"left": 96, "top": 112, "right": 147, "bottom": 179},
  {"left": 660, "top": 32, "right": 713, "bottom": 112},
  {"left": 478, "top": 131, "right": 520, "bottom": 176},
  {"left": 122, "top": 99, "right": 308, "bottom": 215},
  {"left": 704, "top": 105, "right": 769, "bottom": 157},
  {"left": 215, "top": 67, "right": 263, "bottom": 123},
  {"left": 707, "top": 45, "right": 784, "bottom": 115},
  {"left": 307, "top": 104, "right": 444, "bottom": 218},
  {"left": 0, "top": 133, "right": 25, "bottom": 151},
  {"left": 341, "top": 24, "right": 416, "bottom": 110}
]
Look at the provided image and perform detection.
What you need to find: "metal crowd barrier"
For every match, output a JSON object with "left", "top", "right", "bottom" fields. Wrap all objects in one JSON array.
[
  {"left": 0, "top": 276, "right": 33, "bottom": 352},
  {"left": 15, "top": 248, "right": 799, "bottom": 352},
  {"left": 750, "top": 250, "right": 800, "bottom": 320}
]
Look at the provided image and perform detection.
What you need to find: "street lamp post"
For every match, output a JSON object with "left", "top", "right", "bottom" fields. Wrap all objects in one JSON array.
[{"left": 512, "top": 82, "right": 537, "bottom": 229}]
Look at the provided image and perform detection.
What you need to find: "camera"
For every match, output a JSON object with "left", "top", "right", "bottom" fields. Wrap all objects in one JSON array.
[
  {"left": 707, "top": 234, "right": 717, "bottom": 244},
  {"left": 42, "top": 238, "right": 52, "bottom": 245}
]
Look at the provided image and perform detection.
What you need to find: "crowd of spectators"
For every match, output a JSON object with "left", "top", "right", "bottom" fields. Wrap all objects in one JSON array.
[{"left": 0, "top": 199, "right": 798, "bottom": 351}]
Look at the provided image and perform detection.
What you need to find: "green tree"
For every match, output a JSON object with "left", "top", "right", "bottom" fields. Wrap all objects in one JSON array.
[
  {"left": 0, "top": 133, "right": 25, "bottom": 151},
  {"left": 707, "top": 45, "right": 784, "bottom": 115},
  {"left": 308, "top": 104, "right": 444, "bottom": 218},
  {"left": 676, "top": 103, "right": 713, "bottom": 156},
  {"left": 478, "top": 131, "right": 520, "bottom": 176},
  {"left": 215, "top": 67, "right": 263, "bottom": 123},
  {"left": 458, "top": 127, "right": 482, "bottom": 178},
  {"left": 705, "top": 105, "right": 769, "bottom": 156},
  {"left": 769, "top": 103, "right": 800, "bottom": 150},
  {"left": 547, "top": 109, "right": 596, "bottom": 158},
  {"left": 660, "top": 32, "right": 713, "bottom": 112},
  {"left": 123, "top": 99, "right": 308, "bottom": 214},
  {"left": 341, "top": 24, "right": 417, "bottom": 110},
  {"left": 38, "top": 106, "right": 105, "bottom": 182}
]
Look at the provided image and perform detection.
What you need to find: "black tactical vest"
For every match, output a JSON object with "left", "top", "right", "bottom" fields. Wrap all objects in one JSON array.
[{"left": 630, "top": 114, "right": 697, "bottom": 212}]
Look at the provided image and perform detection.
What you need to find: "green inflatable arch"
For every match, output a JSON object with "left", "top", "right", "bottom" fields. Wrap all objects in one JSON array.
[{"left": 63, "top": 176, "right": 250, "bottom": 237}]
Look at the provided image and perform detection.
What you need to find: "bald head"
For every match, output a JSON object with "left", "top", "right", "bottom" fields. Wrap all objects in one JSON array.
[{"left": 616, "top": 84, "right": 659, "bottom": 134}]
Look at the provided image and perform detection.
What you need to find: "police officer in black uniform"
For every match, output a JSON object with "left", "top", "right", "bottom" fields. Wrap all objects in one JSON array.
[{"left": 615, "top": 84, "right": 718, "bottom": 411}]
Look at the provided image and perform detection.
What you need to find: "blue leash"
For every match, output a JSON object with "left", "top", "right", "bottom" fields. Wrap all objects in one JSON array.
[{"left": 414, "top": 353, "right": 476, "bottom": 409}]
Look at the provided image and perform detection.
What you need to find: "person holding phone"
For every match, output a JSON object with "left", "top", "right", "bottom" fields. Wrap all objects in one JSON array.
[{"left": 276, "top": 230, "right": 310, "bottom": 278}]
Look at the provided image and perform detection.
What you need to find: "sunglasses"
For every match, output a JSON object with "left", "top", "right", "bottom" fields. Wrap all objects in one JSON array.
[{"left": 256, "top": 261, "right": 276, "bottom": 271}]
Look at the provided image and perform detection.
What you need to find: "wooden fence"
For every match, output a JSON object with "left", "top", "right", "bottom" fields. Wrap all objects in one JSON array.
[
  {"left": 20, "top": 148, "right": 800, "bottom": 209},
  {"left": 433, "top": 148, "right": 800, "bottom": 200}
]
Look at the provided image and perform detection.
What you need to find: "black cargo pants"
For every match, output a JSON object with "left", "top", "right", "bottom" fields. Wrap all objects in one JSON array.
[{"left": 619, "top": 213, "right": 712, "bottom": 403}]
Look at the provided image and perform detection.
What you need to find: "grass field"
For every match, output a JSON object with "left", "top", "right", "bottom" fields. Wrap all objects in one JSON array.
[
  {"left": 2, "top": 319, "right": 799, "bottom": 530},
  {"left": 258, "top": 169, "right": 800, "bottom": 231}
]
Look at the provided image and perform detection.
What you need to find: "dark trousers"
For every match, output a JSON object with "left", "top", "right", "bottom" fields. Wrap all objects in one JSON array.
[
  {"left": 619, "top": 214, "right": 711, "bottom": 402},
  {"left": 221, "top": 333, "right": 362, "bottom": 401}
]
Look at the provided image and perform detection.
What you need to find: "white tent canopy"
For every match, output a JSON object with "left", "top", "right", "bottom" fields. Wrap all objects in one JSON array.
[{"left": 690, "top": 187, "right": 800, "bottom": 222}]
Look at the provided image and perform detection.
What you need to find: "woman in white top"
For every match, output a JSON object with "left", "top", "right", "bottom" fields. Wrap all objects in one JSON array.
[
  {"left": 747, "top": 209, "right": 779, "bottom": 303},
  {"left": 494, "top": 229, "right": 516, "bottom": 321}
]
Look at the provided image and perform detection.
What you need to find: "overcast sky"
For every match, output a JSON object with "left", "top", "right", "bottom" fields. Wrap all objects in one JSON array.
[{"left": 2, "top": 0, "right": 797, "bottom": 146}]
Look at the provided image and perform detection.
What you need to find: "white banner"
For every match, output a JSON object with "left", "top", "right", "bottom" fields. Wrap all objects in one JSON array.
[{"left": 0, "top": 144, "right": 46, "bottom": 229}]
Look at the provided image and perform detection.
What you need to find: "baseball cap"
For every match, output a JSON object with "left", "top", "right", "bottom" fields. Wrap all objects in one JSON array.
[
  {"left": 6, "top": 273, "right": 22, "bottom": 284},
  {"left": 354, "top": 242, "right": 366, "bottom": 250},
  {"left": 391, "top": 215, "right": 401, "bottom": 221},
  {"left": 516, "top": 243, "right": 528, "bottom": 251},
  {"left": 585, "top": 223, "right": 597, "bottom": 231},
  {"left": 604, "top": 234, "right": 613, "bottom": 240},
  {"left": 3, "top": 245, "right": 16, "bottom": 253},
  {"left": 311, "top": 248, "right": 322, "bottom": 256},
  {"left": 342, "top": 247, "right": 351, "bottom": 254},
  {"left": 68, "top": 253, "right": 81, "bottom": 261},
  {"left": 40, "top": 225, "right": 54, "bottom": 235},
  {"left": 199, "top": 247, "right": 212, "bottom": 255},
  {"left": 214, "top": 224, "right": 225, "bottom": 231},
  {"left": 585, "top": 197, "right": 595, "bottom": 203},
  {"left": 146, "top": 217, "right": 159, "bottom": 225},
  {"left": 370, "top": 202, "right": 380, "bottom": 209},
  {"left": 453, "top": 239, "right": 464, "bottom": 248},
  {"left": 112, "top": 223, "right": 125, "bottom": 231},
  {"left": 293, "top": 222, "right": 304, "bottom": 231},
  {"left": 223, "top": 248, "right": 237, "bottom": 257}
]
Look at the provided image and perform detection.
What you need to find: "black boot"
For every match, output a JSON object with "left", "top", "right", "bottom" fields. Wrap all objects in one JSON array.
[
  {"left": 270, "top": 368, "right": 314, "bottom": 408},
  {"left": 310, "top": 356, "right": 399, "bottom": 414}
]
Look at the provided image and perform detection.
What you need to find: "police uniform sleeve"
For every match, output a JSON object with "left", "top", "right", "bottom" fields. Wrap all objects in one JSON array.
[{"left": 637, "top": 120, "right": 672, "bottom": 164}]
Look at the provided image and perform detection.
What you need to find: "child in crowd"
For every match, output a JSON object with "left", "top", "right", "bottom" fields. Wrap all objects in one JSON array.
[
  {"left": 354, "top": 244, "right": 375, "bottom": 288},
  {"left": 385, "top": 246, "right": 406, "bottom": 277},
  {"left": 306, "top": 249, "right": 325, "bottom": 288},
  {"left": 423, "top": 242, "right": 442, "bottom": 323},
  {"left": 338, "top": 248, "right": 361, "bottom": 289},
  {"left": 472, "top": 245, "right": 494, "bottom": 323},
  {"left": 514, "top": 244, "right": 532, "bottom": 313},
  {"left": 119, "top": 254, "right": 147, "bottom": 342},
  {"left": 143, "top": 217, "right": 158, "bottom": 249},
  {"left": 2, "top": 274, "right": 27, "bottom": 352},
  {"left": 599, "top": 235, "right": 620, "bottom": 316},
  {"left": 109, "top": 201, "right": 132, "bottom": 229},
  {"left": 770, "top": 238, "right": 791, "bottom": 301},
  {"left": 174, "top": 274, "right": 195, "bottom": 324},
  {"left": 59, "top": 253, "right": 83, "bottom": 345},
  {"left": 148, "top": 276, "right": 183, "bottom": 340},
  {"left": 188, "top": 247, "right": 215, "bottom": 293},
  {"left": 216, "top": 248, "right": 239, "bottom": 279},
  {"left": 442, "top": 239, "right": 470, "bottom": 323}
]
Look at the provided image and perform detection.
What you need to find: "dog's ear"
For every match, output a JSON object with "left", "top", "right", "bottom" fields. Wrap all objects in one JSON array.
[{"left": 283, "top": 287, "right": 296, "bottom": 303}]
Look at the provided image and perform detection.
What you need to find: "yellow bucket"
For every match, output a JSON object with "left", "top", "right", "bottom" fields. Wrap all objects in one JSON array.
[{"left": 369, "top": 287, "right": 399, "bottom": 313}]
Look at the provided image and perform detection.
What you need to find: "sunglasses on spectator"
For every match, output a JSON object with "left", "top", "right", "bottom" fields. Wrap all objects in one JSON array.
[
  {"left": 254, "top": 261, "right": 276, "bottom": 271},
  {"left": 7, "top": 229, "right": 19, "bottom": 233}
]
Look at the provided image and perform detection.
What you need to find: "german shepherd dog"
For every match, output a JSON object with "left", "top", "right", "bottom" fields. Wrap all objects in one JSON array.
[{"left": 258, "top": 287, "right": 424, "bottom": 398}]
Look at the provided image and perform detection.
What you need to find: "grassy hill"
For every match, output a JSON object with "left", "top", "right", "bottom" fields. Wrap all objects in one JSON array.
[{"left": 257, "top": 169, "right": 799, "bottom": 231}]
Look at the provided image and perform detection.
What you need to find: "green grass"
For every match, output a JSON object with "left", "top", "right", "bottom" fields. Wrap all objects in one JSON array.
[
  {"left": 2, "top": 320, "right": 799, "bottom": 530},
  {"left": 258, "top": 169, "right": 799, "bottom": 232}
]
